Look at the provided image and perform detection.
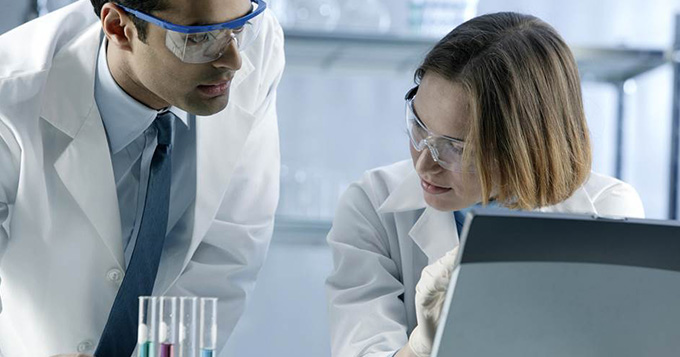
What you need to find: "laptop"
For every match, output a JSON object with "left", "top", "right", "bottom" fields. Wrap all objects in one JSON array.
[{"left": 432, "top": 210, "right": 680, "bottom": 357}]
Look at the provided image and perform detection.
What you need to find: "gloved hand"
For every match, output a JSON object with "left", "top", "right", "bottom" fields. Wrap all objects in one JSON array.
[{"left": 408, "top": 246, "right": 460, "bottom": 357}]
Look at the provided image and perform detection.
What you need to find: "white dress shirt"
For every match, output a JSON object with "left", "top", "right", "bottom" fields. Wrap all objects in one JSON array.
[{"left": 94, "top": 38, "right": 196, "bottom": 267}]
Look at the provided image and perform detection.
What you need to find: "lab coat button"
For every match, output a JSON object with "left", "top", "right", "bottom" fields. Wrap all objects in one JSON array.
[
  {"left": 106, "top": 268, "right": 123, "bottom": 283},
  {"left": 77, "top": 340, "right": 93, "bottom": 353}
]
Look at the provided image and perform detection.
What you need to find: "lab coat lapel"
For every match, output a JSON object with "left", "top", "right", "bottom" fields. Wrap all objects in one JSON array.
[
  {"left": 378, "top": 169, "right": 458, "bottom": 264},
  {"left": 186, "top": 54, "right": 256, "bottom": 268},
  {"left": 43, "top": 24, "right": 124, "bottom": 269},
  {"left": 409, "top": 207, "right": 459, "bottom": 264},
  {"left": 152, "top": 51, "right": 257, "bottom": 295}
]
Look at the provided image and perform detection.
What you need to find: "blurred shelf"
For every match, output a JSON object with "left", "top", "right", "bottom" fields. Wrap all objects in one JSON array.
[
  {"left": 284, "top": 29, "right": 437, "bottom": 73},
  {"left": 284, "top": 29, "right": 670, "bottom": 81},
  {"left": 573, "top": 47, "right": 669, "bottom": 83},
  {"left": 273, "top": 215, "right": 333, "bottom": 245}
]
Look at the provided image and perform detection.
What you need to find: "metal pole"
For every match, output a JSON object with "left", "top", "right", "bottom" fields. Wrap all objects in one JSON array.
[
  {"left": 668, "top": 14, "right": 680, "bottom": 219},
  {"left": 614, "top": 81, "right": 625, "bottom": 180}
]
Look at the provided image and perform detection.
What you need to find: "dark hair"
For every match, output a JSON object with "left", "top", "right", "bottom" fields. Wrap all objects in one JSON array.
[
  {"left": 415, "top": 12, "right": 591, "bottom": 209},
  {"left": 91, "top": 0, "right": 168, "bottom": 42}
]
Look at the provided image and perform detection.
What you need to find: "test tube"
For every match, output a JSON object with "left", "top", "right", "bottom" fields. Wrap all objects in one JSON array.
[
  {"left": 179, "top": 297, "right": 198, "bottom": 357},
  {"left": 199, "top": 297, "right": 218, "bottom": 357},
  {"left": 138, "top": 297, "right": 157, "bottom": 357},
  {"left": 159, "top": 297, "right": 178, "bottom": 357}
]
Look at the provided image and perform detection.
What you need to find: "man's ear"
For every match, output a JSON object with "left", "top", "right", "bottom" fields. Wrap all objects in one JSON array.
[{"left": 100, "top": 3, "right": 138, "bottom": 52}]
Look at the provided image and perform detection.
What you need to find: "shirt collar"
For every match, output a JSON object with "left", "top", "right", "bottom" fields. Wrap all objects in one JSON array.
[{"left": 95, "top": 39, "right": 189, "bottom": 154}]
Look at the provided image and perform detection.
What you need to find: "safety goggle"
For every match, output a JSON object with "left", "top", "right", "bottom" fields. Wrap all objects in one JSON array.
[
  {"left": 405, "top": 86, "right": 474, "bottom": 173},
  {"left": 117, "top": 0, "right": 267, "bottom": 64}
]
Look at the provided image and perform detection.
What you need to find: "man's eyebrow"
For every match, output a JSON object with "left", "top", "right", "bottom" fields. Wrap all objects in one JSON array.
[
  {"left": 184, "top": 5, "right": 254, "bottom": 26},
  {"left": 185, "top": 19, "right": 218, "bottom": 26}
]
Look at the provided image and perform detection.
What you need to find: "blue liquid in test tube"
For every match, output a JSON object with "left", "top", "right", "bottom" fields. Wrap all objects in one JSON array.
[
  {"left": 138, "top": 297, "right": 158, "bottom": 357},
  {"left": 139, "top": 342, "right": 155, "bottom": 357},
  {"left": 200, "top": 298, "right": 218, "bottom": 357}
]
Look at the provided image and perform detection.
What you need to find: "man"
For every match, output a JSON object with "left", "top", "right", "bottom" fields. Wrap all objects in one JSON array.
[{"left": 0, "top": 0, "right": 284, "bottom": 355}]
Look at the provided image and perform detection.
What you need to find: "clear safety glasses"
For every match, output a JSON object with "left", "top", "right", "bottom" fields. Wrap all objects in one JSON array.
[
  {"left": 117, "top": 0, "right": 267, "bottom": 64},
  {"left": 405, "top": 86, "right": 474, "bottom": 173}
]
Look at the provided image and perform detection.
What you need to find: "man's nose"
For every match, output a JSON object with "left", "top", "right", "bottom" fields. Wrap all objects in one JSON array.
[{"left": 212, "top": 39, "right": 242, "bottom": 71}]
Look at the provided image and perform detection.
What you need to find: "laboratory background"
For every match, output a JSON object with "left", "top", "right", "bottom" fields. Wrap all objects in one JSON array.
[{"left": 2, "top": 0, "right": 680, "bottom": 355}]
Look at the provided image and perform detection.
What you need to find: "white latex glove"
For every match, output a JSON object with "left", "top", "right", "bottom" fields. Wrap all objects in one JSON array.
[{"left": 408, "top": 246, "right": 460, "bottom": 357}]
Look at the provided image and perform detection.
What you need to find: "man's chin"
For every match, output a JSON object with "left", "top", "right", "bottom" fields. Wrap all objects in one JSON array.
[{"left": 182, "top": 93, "right": 230, "bottom": 116}]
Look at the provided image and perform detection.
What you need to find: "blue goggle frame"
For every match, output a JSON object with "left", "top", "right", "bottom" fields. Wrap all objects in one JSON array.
[{"left": 117, "top": 0, "right": 267, "bottom": 34}]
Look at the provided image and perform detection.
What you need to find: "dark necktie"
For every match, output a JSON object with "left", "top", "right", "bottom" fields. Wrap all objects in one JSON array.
[
  {"left": 95, "top": 111, "right": 176, "bottom": 357},
  {"left": 454, "top": 211, "right": 465, "bottom": 237}
]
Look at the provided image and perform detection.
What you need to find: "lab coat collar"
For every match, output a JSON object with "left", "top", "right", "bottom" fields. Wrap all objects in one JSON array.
[
  {"left": 410, "top": 206, "right": 459, "bottom": 264},
  {"left": 183, "top": 82, "right": 256, "bottom": 271},
  {"left": 231, "top": 49, "right": 255, "bottom": 91},
  {"left": 188, "top": 53, "right": 255, "bottom": 243},
  {"left": 408, "top": 182, "right": 601, "bottom": 263},
  {"left": 378, "top": 166, "right": 458, "bottom": 263},
  {"left": 43, "top": 23, "right": 125, "bottom": 269},
  {"left": 377, "top": 164, "right": 602, "bottom": 263},
  {"left": 378, "top": 168, "right": 427, "bottom": 213},
  {"left": 94, "top": 37, "right": 190, "bottom": 154},
  {"left": 40, "top": 22, "right": 258, "bottom": 275},
  {"left": 537, "top": 181, "right": 599, "bottom": 215},
  {"left": 153, "top": 48, "right": 258, "bottom": 295},
  {"left": 41, "top": 25, "right": 253, "bottom": 140},
  {"left": 40, "top": 24, "right": 102, "bottom": 139}
]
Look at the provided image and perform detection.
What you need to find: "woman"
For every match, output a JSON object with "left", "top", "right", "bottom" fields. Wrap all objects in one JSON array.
[{"left": 325, "top": 12, "right": 645, "bottom": 357}]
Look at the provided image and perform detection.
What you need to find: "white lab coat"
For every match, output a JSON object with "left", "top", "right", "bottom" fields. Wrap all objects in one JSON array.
[
  {"left": 326, "top": 160, "right": 645, "bottom": 357},
  {"left": 0, "top": 1, "right": 285, "bottom": 355}
]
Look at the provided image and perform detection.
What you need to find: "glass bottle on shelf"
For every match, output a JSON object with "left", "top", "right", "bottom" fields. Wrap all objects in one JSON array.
[
  {"left": 286, "top": 0, "right": 341, "bottom": 32},
  {"left": 409, "top": 0, "right": 478, "bottom": 37},
  {"left": 267, "top": 0, "right": 290, "bottom": 27},
  {"left": 338, "top": 0, "right": 391, "bottom": 34}
]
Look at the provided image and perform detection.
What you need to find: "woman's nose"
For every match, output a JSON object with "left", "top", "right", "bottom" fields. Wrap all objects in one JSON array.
[{"left": 415, "top": 144, "right": 443, "bottom": 173}]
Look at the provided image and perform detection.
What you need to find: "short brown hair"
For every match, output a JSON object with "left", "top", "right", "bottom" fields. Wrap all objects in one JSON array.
[
  {"left": 416, "top": 12, "right": 591, "bottom": 210},
  {"left": 91, "top": 0, "right": 168, "bottom": 42}
]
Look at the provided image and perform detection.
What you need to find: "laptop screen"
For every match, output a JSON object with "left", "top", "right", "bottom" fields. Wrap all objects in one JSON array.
[{"left": 432, "top": 211, "right": 680, "bottom": 357}]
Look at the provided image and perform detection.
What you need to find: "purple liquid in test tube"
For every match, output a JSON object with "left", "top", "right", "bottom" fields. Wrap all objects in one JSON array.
[
  {"left": 159, "top": 297, "right": 178, "bottom": 357},
  {"left": 160, "top": 342, "right": 175, "bottom": 357}
]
